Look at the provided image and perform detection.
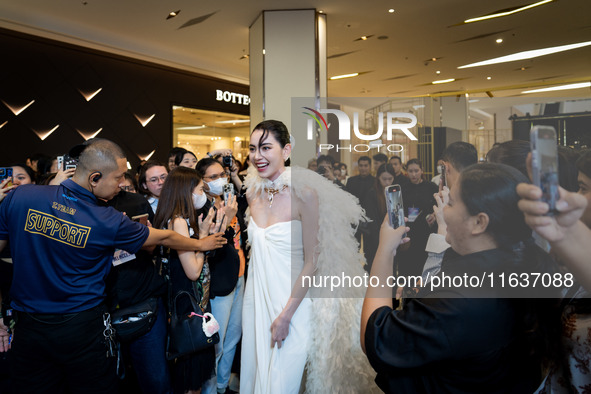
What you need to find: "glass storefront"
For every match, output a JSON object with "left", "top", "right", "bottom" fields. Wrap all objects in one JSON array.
[{"left": 172, "top": 106, "right": 250, "bottom": 165}]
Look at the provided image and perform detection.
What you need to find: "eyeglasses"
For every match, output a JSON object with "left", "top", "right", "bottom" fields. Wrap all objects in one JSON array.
[
  {"left": 147, "top": 174, "right": 167, "bottom": 183},
  {"left": 203, "top": 172, "right": 228, "bottom": 181},
  {"left": 121, "top": 186, "right": 135, "bottom": 192}
]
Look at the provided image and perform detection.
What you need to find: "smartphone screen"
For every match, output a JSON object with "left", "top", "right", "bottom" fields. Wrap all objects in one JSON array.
[
  {"left": 530, "top": 125, "right": 559, "bottom": 213},
  {"left": 440, "top": 164, "right": 447, "bottom": 188},
  {"left": 0, "top": 167, "right": 13, "bottom": 187},
  {"left": 131, "top": 213, "right": 149, "bottom": 225},
  {"left": 385, "top": 184, "right": 405, "bottom": 229}
]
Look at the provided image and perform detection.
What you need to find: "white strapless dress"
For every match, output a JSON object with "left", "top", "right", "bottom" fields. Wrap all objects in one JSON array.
[{"left": 241, "top": 219, "right": 312, "bottom": 394}]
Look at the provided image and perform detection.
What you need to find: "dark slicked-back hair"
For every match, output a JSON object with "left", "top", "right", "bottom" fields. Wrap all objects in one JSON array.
[
  {"left": 442, "top": 141, "right": 478, "bottom": 172},
  {"left": 576, "top": 150, "right": 591, "bottom": 179}
]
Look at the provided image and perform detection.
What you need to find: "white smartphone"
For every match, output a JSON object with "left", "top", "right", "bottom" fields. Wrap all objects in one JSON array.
[{"left": 385, "top": 184, "right": 405, "bottom": 231}]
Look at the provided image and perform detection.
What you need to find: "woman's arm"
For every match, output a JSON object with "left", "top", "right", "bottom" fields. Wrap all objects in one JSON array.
[
  {"left": 171, "top": 218, "right": 206, "bottom": 281},
  {"left": 361, "top": 216, "right": 409, "bottom": 353},
  {"left": 270, "top": 187, "right": 319, "bottom": 349}
]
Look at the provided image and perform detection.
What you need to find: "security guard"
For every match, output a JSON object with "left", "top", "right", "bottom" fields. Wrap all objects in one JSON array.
[{"left": 0, "top": 139, "right": 226, "bottom": 393}]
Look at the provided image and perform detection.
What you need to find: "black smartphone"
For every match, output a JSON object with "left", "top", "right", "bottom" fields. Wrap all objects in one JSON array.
[
  {"left": 530, "top": 125, "right": 559, "bottom": 213},
  {"left": 223, "top": 183, "right": 234, "bottom": 202},
  {"left": 440, "top": 164, "right": 447, "bottom": 188},
  {"left": 385, "top": 184, "right": 405, "bottom": 230},
  {"left": 0, "top": 167, "right": 13, "bottom": 187}
]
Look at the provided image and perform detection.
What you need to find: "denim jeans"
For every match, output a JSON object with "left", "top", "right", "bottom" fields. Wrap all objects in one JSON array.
[
  {"left": 203, "top": 276, "right": 244, "bottom": 393},
  {"left": 127, "top": 298, "right": 171, "bottom": 394}
]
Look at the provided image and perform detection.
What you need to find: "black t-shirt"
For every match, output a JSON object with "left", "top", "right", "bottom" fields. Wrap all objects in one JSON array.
[
  {"left": 103, "top": 191, "right": 166, "bottom": 308},
  {"left": 365, "top": 248, "right": 544, "bottom": 393}
]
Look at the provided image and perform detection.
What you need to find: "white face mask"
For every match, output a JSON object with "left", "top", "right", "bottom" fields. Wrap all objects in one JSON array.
[
  {"left": 207, "top": 178, "right": 227, "bottom": 196},
  {"left": 192, "top": 192, "right": 207, "bottom": 209}
]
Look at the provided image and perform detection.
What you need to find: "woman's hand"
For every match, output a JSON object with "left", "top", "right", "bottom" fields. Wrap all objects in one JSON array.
[
  {"left": 198, "top": 207, "right": 216, "bottom": 239},
  {"left": 212, "top": 209, "right": 228, "bottom": 234},
  {"left": 270, "top": 314, "right": 291, "bottom": 349},
  {"left": 432, "top": 186, "right": 449, "bottom": 236},
  {"left": 0, "top": 178, "right": 14, "bottom": 203},
  {"left": 49, "top": 168, "right": 76, "bottom": 185},
  {"left": 377, "top": 215, "right": 410, "bottom": 256},
  {"left": 222, "top": 194, "right": 238, "bottom": 224},
  {"left": 517, "top": 183, "right": 587, "bottom": 243}
]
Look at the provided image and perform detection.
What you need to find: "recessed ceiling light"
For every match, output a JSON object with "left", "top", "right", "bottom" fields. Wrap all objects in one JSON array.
[
  {"left": 167, "top": 10, "right": 181, "bottom": 20},
  {"left": 361, "top": 36, "right": 368, "bottom": 40},
  {"left": 464, "top": 0, "right": 554, "bottom": 24},
  {"left": 330, "top": 73, "right": 359, "bottom": 80},
  {"left": 432, "top": 57, "right": 437, "bottom": 62},
  {"left": 388, "top": 9, "right": 395, "bottom": 13},
  {"left": 318, "top": 10, "right": 324, "bottom": 14},
  {"left": 436, "top": 70, "right": 441, "bottom": 74},
  {"left": 522, "top": 82, "right": 591, "bottom": 94},
  {"left": 458, "top": 40, "right": 591, "bottom": 68},
  {"left": 487, "top": 76, "right": 492, "bottom": 80},
  {"left": 432, "top": 78, "right": 455, "bottom": 84},
  {"left": 496, "top": 38, "right": 503, "bottom": 44}
]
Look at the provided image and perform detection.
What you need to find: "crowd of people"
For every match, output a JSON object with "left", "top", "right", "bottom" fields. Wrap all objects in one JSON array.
[{"left": 0, "top": 123, "right": 591, "bottom": 394}]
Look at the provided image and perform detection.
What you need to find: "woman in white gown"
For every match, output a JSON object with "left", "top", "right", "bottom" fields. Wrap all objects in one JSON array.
[{"left": 241, "top": 120, "right": 379, "bottom": 394}]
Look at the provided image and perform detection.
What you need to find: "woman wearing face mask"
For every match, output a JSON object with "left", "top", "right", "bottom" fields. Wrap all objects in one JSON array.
[
  {"left": 195, "top": 158, "right": 245, "bottom": 394},
  {"left": 153, "top": 167, "right": 226, "bottom": 394}
]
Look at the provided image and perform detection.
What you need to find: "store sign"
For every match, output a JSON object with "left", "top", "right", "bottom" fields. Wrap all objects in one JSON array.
[{"left": 216, "top": 90, "right": 250, "bottom": 106}]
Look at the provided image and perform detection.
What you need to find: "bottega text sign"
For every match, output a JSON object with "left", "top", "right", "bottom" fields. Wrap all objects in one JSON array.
[
  {"left": 216, "top": 90, "right": 250, "bottom": 106},
  {"left": 303, "top": 107, "right": 417, "bottom": 153}
]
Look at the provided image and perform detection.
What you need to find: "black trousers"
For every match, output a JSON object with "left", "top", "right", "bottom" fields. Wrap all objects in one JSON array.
[{"left": 10, "top": 304, "right": 117, "bottom": 394}]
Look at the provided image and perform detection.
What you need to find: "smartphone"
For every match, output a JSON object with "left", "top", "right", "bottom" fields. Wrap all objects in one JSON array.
[
  {"left": 132, "top": 213, "right": 149, "bottom": 225},
  {"left": 57, "top": 154, "right": 78, "bottom": 171},
  {"left": 0, "top": 167, "right": 13, "bottom": 187},
  {"left": 57, "top": 156, "right": 64, "bottom": 171},
  {"left": 440, "top": 164, "right": 447, "bottom": 188},
  {"left": 530, "top": 125, "right": 560, "bottom": 213},
  {"left": 385, "top": 184, "right": 405, "bottom": 230},
  {"left": 223, "top": 183, "right": 235, "bottom": 202}
]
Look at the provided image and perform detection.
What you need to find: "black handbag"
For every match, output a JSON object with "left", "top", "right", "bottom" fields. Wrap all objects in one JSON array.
[
  {"left": 111, "top": 297, "right": 159, "bottom": 342},
  {"left": 166, "top": 290, "right": 220, "bottom": 360}
]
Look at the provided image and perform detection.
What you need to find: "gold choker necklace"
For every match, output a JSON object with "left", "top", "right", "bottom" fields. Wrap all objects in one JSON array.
[{"left": 265, "top": 185, "right": 287, "bottom": 208}]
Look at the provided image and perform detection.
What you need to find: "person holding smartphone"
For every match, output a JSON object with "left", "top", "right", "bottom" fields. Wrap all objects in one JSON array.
[
  {"left": 195, "top": 158, "right": 244, "bottom": 394},
  {"left": 153, "top": 166, "right": 228, "bottom": 394},
  {"left": 363, "top": 163, "right": 560, "bottom": 393}
]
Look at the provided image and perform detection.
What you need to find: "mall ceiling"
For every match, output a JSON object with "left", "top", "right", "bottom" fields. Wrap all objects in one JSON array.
[{"left": 1, "top": 0, "right": 590, "bottom": 102}]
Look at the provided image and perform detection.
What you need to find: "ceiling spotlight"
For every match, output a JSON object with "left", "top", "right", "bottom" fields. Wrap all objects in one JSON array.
[
  {"left": 436, "top": 70, "right": 441, "bottom": 74},
  {"left": 496, "top": 38, "right": 503, "bottom": 44},
  {"left": 318, "top": 10, "right": 324, "bottom": 14},
  {"left": 487, "top": 76, "right": 492, "bottom": 80},
  {"left": 167, "top": 10, "right": 181, "bottom": 20},
  {"left": 388, "top": 9, "right": 395, "bottom": 13},
  {"left": 361, "top": 36, "right": 368, "bottom": 40},
  {"left": 354, "top": 35, "right": 374, "bottom": 42},
  {"left": 432, "top": 57, "right": 437, "bottom": 62}
]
